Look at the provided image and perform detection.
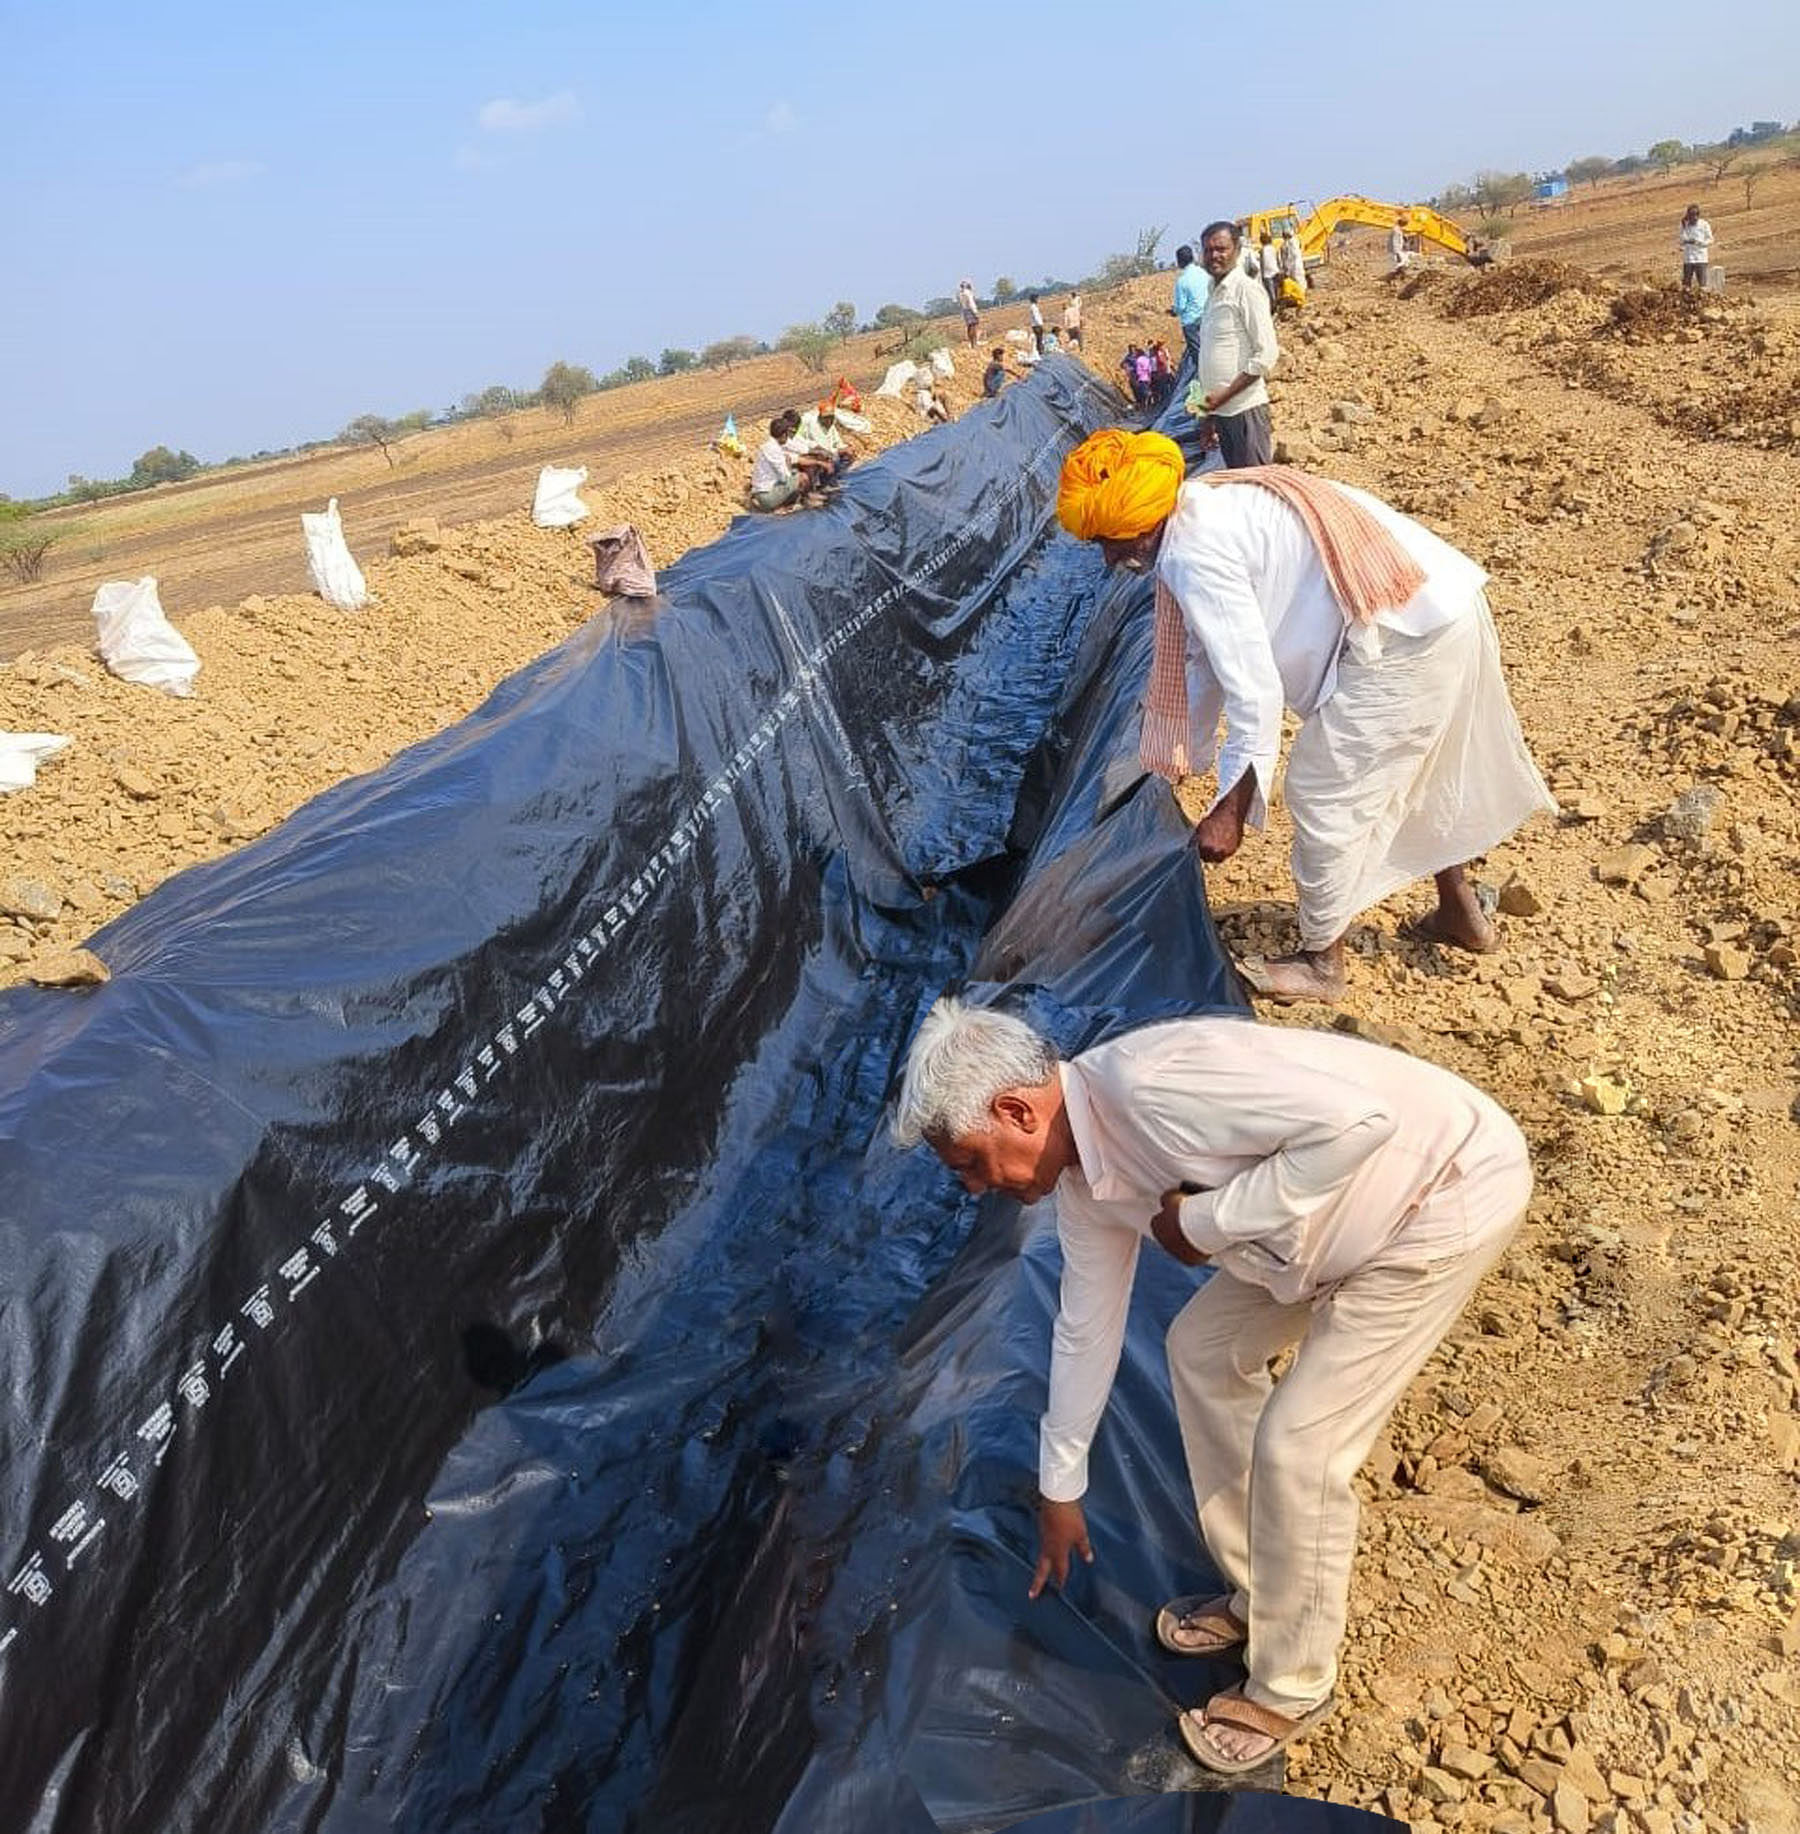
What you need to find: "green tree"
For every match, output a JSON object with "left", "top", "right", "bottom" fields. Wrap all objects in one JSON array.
[
  {"left": 1471, "top": 169, "right": 1534, "bottom": 216},
  {"left": 657, "top": 348, "right": 698, "bottom": 375},
  {"left": 341, "top": 414, "right": 402, "bottom": 466},
  {"left": 539, "top": 360, "right": 600, "bottom": 423},
  {"left": 465, "top": 384, "right": 518, "bottom": 417},
  {"left": 0, "top": 502, "right": 60, "bottom": 584},
  {"left": 824, "top": 300, "right": 857, "bottom": 342},
  {"left": 872, "top": 302, "right": 921, "bottom": 329},
  {"left": 992, "top": 275, "right": 1016, "bottom": 301},
  {"left": 1565, "top": 155, "right": 1612, "bottom": 188},
  {"left": 701, "top": 334, "right": 761, "bottom": 370},
  {"left": 921, "top": 295, "right": 958, "bottom": 317},
  {"left": 1647, "top": 138, "right": 1687, "bottom": 172},
  {"left": 128, "top": 445, "right": 201, "bottom": 488},
  {"left": 779, "top": 322, "right": 835, "bottom": 372}
]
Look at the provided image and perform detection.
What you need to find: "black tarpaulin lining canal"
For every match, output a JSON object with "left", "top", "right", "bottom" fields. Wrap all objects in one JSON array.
[{"left": 0, "top": 357, "right": 1393, "bottom": 1833}]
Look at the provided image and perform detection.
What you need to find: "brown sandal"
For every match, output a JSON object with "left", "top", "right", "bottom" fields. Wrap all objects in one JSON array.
[
  {"left": 1178, "top": 1687, "right": 1336, "bottom": 1775},
  {"left": 1153, "top": 1593, "right": 1248, "bottom": 1656}
]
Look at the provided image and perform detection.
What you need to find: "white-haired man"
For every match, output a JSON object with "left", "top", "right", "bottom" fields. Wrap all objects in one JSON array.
[{"left": 891, "top": 997, "right": 1531, "bottom": 1775}]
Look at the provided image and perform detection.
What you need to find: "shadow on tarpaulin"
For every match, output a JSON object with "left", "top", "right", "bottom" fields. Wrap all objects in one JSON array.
[{"left": 0, "top": 354, "right": 1369, "bottom": 1834}]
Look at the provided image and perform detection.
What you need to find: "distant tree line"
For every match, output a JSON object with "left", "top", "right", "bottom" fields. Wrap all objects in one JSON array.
[
  {"left": 23, "top": 221, "right": 1195, "bottom": 509},
  {"left": 1433, "top": 117, "right": 1795, "bottom": 231}
]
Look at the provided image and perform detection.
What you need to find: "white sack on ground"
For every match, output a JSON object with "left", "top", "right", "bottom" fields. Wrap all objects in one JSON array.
[
  {"left": 92, "top": 579, "right": 200, "bottom": 697},
  {"left": 833, "top": 405, "right": 872, "bottom": 435},
  {"left": 875, "top": 361, "right": 919, "bottom": 398},
  {"left": 0, "top": 733, "right": 72, "bottom": 793},
  {"left": 928, "top": 347, "right": 956, "bottom": 379},
  {"left": 532, "top": 466, "right": 590, "bottom": 528},
  {"left": 300, "top": 497, "right": 368, "bottom": 610}
]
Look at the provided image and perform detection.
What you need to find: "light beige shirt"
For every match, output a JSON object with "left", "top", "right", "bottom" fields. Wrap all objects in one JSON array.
[
  {"left": 1038, "top": 1017, "right": 1524, "bottom": 1500},
  {"left": 1196, "top": 266, "right": 1280, "bottom": 415}
]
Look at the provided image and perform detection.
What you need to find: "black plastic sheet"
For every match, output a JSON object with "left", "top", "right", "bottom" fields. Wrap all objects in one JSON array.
[{"left": 1, "top": 357, "right": 1383, "bottom": 1833}]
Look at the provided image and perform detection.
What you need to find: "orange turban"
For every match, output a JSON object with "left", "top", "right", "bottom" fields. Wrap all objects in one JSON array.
[{"left": 1056, "top": 429, "right": 1185, "bottom": 542}]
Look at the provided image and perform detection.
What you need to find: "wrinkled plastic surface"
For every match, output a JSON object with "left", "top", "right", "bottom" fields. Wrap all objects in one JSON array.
[{"left": 0, "top": 358, "right": 1387, "bottom": 1833}]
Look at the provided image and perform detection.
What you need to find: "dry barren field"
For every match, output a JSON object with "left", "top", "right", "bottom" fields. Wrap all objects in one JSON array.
[{"left": 3, "top": 160, "right": 1799, "bottom": 1832}]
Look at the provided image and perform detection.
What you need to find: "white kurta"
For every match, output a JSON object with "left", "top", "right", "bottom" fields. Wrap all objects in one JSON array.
[{"left": 1154, "top": 481, "right": 1556, "bottom": 947}]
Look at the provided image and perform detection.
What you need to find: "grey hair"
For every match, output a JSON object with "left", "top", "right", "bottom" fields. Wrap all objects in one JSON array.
[{"left": 889, "top": 996, "right": 1059, "bottom": 1147}]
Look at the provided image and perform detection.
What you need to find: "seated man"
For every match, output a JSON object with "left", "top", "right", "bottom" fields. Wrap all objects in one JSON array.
[
  {"left": 750, "top": 411, "right": 831, "bottom": 511},
  {"left": 982, "top": 346, "right": 1019, "bottom": 398},
  {"left": 892, "top": 996, "right": 1532, "bottom": 1776},
  {"left": 794, "top": 400, "right": 855, "bottom": 477}
]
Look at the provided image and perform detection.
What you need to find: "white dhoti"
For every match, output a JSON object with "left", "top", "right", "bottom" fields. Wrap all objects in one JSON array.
[{"left": 1283, "top": 593, "right": 1556, "bottom": 950}]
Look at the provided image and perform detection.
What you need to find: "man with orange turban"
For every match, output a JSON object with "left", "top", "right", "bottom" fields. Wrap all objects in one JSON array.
[{"left": 1057, "top": 429, "right": 1555, "bottom": 1001}]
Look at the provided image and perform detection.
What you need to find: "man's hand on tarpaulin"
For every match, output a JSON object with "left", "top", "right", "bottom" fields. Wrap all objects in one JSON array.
[{"left": 1030, "top": 1498, "right": 1094, "bottom": 1598}]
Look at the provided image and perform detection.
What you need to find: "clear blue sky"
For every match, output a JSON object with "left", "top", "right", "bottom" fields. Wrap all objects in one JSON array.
[{"left": 3, "top": 0, "right": 1792, "bottom": 499}]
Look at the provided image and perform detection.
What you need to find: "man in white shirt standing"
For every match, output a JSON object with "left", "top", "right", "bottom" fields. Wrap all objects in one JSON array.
[
  {"left": 1056, "top": 430, "right": 1555, "bottom": 1001},
  {"left": 1387, "top": 221, "right": 1409, "bottom": 272},
  {"left": 1191, "top": 222, "right": 1281, "bottom": 469},
  {"left": 892, "top": 996, "right": 1533, "bottom": 1775},
  {"left": 1679, "top": 204, "right": 1714, "bottom": 288}
]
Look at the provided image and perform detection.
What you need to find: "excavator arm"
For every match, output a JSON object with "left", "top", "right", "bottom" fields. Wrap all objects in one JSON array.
[
  {"left": 1300, "top": 196, "right": 1472, "bottom": 260},
  {"left": 1237, "top": 196, "right": 1483, "bottom": 267}
]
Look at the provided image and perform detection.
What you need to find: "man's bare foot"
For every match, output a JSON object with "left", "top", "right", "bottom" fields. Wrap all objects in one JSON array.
[
  {"left": 1403, "top": 907, "right": 1499, "bottom": 954},
  {"left": 1238, "top": 951, "right": 1348, "bottom": 1004}
]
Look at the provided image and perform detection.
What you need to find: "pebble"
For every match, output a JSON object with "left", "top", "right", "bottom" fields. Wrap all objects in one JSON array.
[
  {"left": 1578, "top": 1073, "right": 1631, "bottom": 1116},
  {"left": 1595, "top": 843, "right": 1657, "bottom": 885},
  {"left": 25, "top": 948, "right": 109, "bottom": 988},
  {"left": 1483, "top": 1446, "right": 1553, "bottom": 1504},
  {"left": 0, "top": 875, "right": 63, "bottom": 922},
  {"left": 1702, "top": 942, "right": 1750, "bottom": 981},
  {"left": 1663, "top": 784, "right": 1722, "bottom": 843},
  {"left": 114, "top": 765, "right": 159, "bottom": 799},
  {"left": 1498, "top": 875, "right": 1546, "bottom": 917},
  {"left": 1553, "top": 1779, "right": 1592, "bottom": 1834}
]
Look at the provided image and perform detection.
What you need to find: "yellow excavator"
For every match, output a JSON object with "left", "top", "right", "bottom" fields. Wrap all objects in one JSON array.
[{"left": 1237, "top": 196, "right": 1491, "bottom": 269}]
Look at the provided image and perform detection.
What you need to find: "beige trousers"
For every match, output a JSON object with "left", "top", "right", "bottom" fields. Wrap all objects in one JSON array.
[{"left": 1166, "top": 1137, "right": 1530, "bottom": 1716}]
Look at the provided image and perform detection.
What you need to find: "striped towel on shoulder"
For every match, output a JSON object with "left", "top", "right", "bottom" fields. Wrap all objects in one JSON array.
[{"left": 1139, "top": 469, "right": 1428, "bottom": 782}]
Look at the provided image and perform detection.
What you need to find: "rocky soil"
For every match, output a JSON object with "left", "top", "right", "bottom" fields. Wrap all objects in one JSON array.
[
  {"left": 1159, "top": 259, "right": 1800, "bottom": 1834},
  {"left": 3, "top": 259, "right": 1798, "bottom": 1830}
]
